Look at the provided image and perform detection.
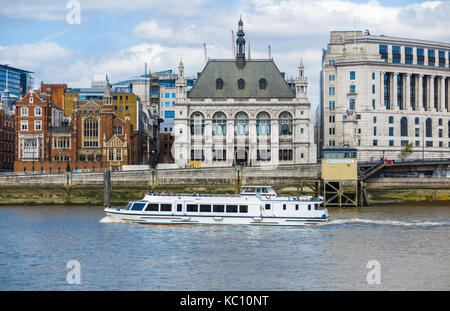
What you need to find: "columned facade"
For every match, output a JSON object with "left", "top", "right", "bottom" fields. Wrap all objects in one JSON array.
[{"left": 320, "top": 31, "right": 450, "bottom": 161}]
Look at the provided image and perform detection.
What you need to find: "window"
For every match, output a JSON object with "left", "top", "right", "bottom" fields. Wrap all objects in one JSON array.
[
  {"left": 226, "top": 205, "right": 238, "bottom": 213},
  {"left": 165, "top": 111, "right": 175, "bottom": 118},
  {"left": 372, "top": 85, "right": 375, "bottom": 94},
  {"left": 389, "top": 127, "right": 394, "bottom": 136},
  {"left": 83, "top": 118, "right": 99, "bottom": 148},
  {"left": 350, "top": 71, "right": 355, "bottom": 80},
  {"left": 329, "top": 101, "right": 335, "bottom": 110},
  {"left": 145, "top": 204, "right": 158, "bottom": 211},
  {"left": 415, "top": 117, "right": 420, "bottom": 125},
  {"left": 426, "top": 141, "right": 433, "bottom": 147},
  {"left": 373, "top": 127, "right": 377, "bottom": 136},
  {"left": 190, "top": 112, "right": 205, "bottom": 135},
  {"left": 200, "top": 205, "right": 211, "bottom": 212},
  {"left": 389, "top": 140, "right": 394, "bottom": 146},
  {"left": 23, "top": 139, "right": 38, "bottom": 158},
  {"left": 239, "top": 205, "right": 248, "bottom": 213},
  {"left": 212, "top": 112, "right": 227, "bottom": 135},
  {"left": 186, "top": 204, "right": 198, "bottom": 212},
  {"left": 329, "top": 87, "right": 335, "bottom": 95},
  {"left": 113, "top": 126, "right": 123, "bottom": 135},
  {"left": 165, "top": 93, "right": 170, "bottom": 98},
  {"left": 35, "top": 107, "right": 42, "bottom": 116},
  {"left": 237, "top": 79, "right": 245, "bottom": 89},
  {"left": 389, "top": 116, "right": 394, "bottom": 124},
  {"left": 234, "top": 112, "right": 249, "bottom": 135},
  {"left": 21, "top": 107, "right": 28, "bottom": 116},
  {"left": 279, "top": 149, "right": 293, "bottom": 161},
  {"left": 131, "top": 203, "right": 146, "bottom": 211},
  {"left": 256, "top": 112, "right": 270, "bottom": 135},
  {"left": 109, "top": 150, "right": 114, "bottom": 161},
  {"left": 116, "top": 149, "right": 122, "bottom": 161},
  {"left": 373, "top": 116, "right": 377, "bottom": 123},
  {"left": 259, "top": 78, "right": 267, "bottom": 89},
  {"left": 373, "top": 139, "right": 378, "bottom": 146},
  {"left": 372, "top": 72, "right": 375, "bottom": 80},
  {"left": 349, "top": 98, "right": 355, "bottom": 110},
  {"left": 425, "top": 118, "right": 432, "bottom": 137},
  {"left": 21, "top": 120, "right": 28, "bottom": 131},
  {"left": 177, "top": 204, "right": 182, "bottom": 212},
  {"left": 34, "top": 120, "right": 42, "bottom": 131},
  {"left": 278, "top": 112, "right": 292, "bottom": 135},
  {"left": 400, "top": 117, "right": 408, "bottom": 137},
  {"left": 349, "top": 85, "right": 356, "bottom": 93},
  {"left": 213, "top": 205, "right": 224, "bottom": 213},
  {"left": 415, "top": 128, "right": 420, "bottom": 137},
  {"left": 265, "top": 204, "right": 271, "bottom": 210},
  {"left": 216, "top": 78, "right": 223, "bottom": 89},
  {"left": 160, "top": 204, "right": 172, "bottom": 212},
  {"left": 283, "top": 204, "right": 286, "bottom": 210}
]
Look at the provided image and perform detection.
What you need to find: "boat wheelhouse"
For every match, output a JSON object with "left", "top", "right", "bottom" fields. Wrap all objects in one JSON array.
[{"left": 103, "top": 186, "right": 328, "bottom": 226}]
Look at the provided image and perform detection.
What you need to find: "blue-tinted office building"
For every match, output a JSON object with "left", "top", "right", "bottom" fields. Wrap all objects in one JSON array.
[{"left": 0, "top": 64, "right": 34, "bottom": 98}]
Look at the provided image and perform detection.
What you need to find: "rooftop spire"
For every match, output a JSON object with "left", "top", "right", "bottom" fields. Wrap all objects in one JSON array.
[{"left": 235, "top": 16, "right": 246, "bottom": 69}]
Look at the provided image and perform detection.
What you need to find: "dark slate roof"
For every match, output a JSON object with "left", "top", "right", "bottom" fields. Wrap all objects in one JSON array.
[
  {"left": 188, "top": 59, "right": 295, "bottom": 99},
  {"left": 49, "top": 127, "right": 71, "bottom": 134}
]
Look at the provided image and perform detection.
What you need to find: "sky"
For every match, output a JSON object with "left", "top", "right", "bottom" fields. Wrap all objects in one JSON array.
[{"left": 1, "top": 0, "right": 449, "bottom": 109}]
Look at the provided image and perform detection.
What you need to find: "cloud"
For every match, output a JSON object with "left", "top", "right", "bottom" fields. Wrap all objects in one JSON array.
[{"left": 2, "top": 0, "right": 450, "bottom": 111}]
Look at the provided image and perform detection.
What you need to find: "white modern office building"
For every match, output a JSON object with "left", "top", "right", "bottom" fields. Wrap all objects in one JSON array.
[
  {"left": 319, "top": 31, "right": 450, "bottom": 161},
  {"left": 173, "top": 19, "right": 316, "bottom": 168}
]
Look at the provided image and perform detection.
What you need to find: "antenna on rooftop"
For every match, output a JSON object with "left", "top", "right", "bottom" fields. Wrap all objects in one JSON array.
[
  {"left": 203, "top": 43, "right": 208, "bottom": 64},
  {"left": 268, "top": 44, "right": 272, "bottom": 59}
]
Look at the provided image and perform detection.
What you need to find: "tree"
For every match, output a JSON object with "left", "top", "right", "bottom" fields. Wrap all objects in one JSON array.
[{"left": 400, "top": 142, "right": 413, "bottom": 160}]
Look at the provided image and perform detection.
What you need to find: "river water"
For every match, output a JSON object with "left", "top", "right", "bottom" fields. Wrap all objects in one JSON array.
[{"left": 0, "top": 202, "right": 449, "bottom": 290}]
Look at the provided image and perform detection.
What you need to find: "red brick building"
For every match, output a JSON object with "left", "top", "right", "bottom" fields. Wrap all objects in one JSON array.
[{"left": 14, "top": 81, "right": 140, "bottom": 173}]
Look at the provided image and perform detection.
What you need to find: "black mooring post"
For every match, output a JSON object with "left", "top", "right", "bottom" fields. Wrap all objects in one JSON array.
[{"left": 104, "top": 169, "right": 111, "bottom": 208}]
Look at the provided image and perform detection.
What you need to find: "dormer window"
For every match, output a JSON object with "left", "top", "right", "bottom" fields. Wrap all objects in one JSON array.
[
  {"left": 238, "top": 79, "right": 245, "bottom": 89},
  {"left": 259, "top": 78, "right": 267, "bottom": 89},
  {"left": 216, "top": 78, "right": 223, "bottom": 89}
]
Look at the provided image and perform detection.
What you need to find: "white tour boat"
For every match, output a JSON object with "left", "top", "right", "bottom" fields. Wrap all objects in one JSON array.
[{"left": 103, "top": 186, "right": 328, "bottom": 227}]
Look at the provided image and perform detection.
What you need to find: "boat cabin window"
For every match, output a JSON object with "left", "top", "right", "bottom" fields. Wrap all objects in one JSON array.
[
  {"left": 213, "top": 205, "right": 224, "bottom": 212},
  {"left": 160, "top": 204, "right": 172, "bottom": 212},
  {"left": 242, "top": 187, "right": 255, "bottom": 194},
  {"left": 177, "top": 204, "right": 182, "bottom": 212},
  {"left": 261, "top": 188, "right": 268, "bottom": 194},
  {"left": 200, "top": 205, "right": 211, "bottom": 212},
  {"left": 265, "top": 204, "right": 271, "bottom": 210},
  {"left": 187, "top": 204, "right": 198, "bottom": 212},
  {"left": 239, "top": 205, "right": 248, "bottom": 213},
  {"left": 131, "top": 202, "right": 146, "bottom": 211},
  {"left": 125, "top": 203, "right": 133, "bottom": 210},
  {"left": 226, "top": 205, "right": 238, "bottom": 213},
  {"left": 308, "top": 204, "right": 311, "bottom": 211},
  {"left": 295, "top": 204, "right": 299, "bottom": 211},
  {"left": 283, "top": 204, "right": 286, "bottom": 210},
  {"left": 145, "top": 203, "right": 158, "bottom": 212}
]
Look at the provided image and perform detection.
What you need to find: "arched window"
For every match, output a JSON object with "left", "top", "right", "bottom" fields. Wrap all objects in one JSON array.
[
  {"left": 234, "top": 112, "right": 249, "bottom": 135},
  {"left": 400, "top": 117, "right": 408, "bottom": 137},
  {"left": 35, "top": 107, "right": 42, "bottom": 116},
  {"left": 212, "top": 112, "right": 226, "bottom": 135},
  {"left": 279, "top": 112, "right": 293, "bottom": 135},
  {"left": 21, "top": 107, "right": 28, "bottom": 116},
  {"left": 425, "top": 118, "right": 432, "bottom": 137},
  {"left": 216, "top": 78, "right": 223, "bottom": 89},
  {"left": 190, "top": 112, "right": 205, "bottom": 136},
  {"left": 259, "top": 78, "right": 267, "bottom": 89},
  {"left": 257, "top": 112, "right": 271, "bottom": 135},
  {"left": 83, "top": 117, "right": 99, "bottom": 147},
  {"left": 238, "top": 79, "right": 245, "bottom": 89}
]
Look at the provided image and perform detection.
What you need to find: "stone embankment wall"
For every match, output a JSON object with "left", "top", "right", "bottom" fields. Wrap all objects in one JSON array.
[{"left": 0, "top": 164, "right": 321, "bottom": 186}]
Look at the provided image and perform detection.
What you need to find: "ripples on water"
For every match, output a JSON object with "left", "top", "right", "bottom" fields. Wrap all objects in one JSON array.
[{"left": 0, "top": 203, "right": 449, "bottom": 290}]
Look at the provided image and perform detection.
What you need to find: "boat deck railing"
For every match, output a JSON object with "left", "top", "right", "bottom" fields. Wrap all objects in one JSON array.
[{"left": 144, "top": 193, "right": 321, "bottom": 202}]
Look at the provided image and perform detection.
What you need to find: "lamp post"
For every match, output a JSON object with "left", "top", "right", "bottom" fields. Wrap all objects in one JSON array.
[{"left": 421, "top": 121, "right": 424, "bottom": 161}]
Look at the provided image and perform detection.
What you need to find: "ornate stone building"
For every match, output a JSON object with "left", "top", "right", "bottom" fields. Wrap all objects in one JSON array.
[
  {"left": 173, "top": 18, "right": 316, "bottom": 168},
  {"left": 320, "top": 31, "right": 450, "bottom": 161}
]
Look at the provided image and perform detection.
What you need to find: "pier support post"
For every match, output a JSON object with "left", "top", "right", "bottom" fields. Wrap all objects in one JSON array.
[{"left": 104, "top": 169, "right": 111, "bottom": 208}]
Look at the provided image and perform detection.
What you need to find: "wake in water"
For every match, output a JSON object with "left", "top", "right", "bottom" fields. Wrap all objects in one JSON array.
[
  {"left": 323, "top": 218, "right": 450, "bottom": 228},
  {"left": 99, "top": 215, "right": 128, "bottom": 224}
]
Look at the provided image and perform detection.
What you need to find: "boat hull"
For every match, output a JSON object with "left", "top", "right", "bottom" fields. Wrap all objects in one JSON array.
[{"left": 104, "top": 209, "right": 328, "bottom": 227}]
